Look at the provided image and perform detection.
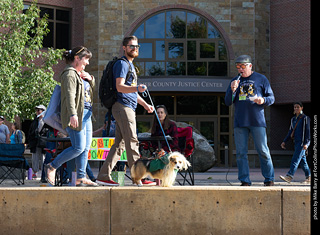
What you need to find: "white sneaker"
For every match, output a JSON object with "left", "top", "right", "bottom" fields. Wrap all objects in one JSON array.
[{"left": 279, "top": 175, "right": 292, "bottom": 183}]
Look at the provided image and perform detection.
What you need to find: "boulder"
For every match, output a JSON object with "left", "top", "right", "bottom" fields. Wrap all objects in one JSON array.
[{"left": 176, "top": 122, "right": 216, "bottom": 172}]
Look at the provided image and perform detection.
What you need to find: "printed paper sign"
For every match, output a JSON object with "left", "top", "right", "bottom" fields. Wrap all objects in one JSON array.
[{"left": 88, "top": 137, "right": 127, "bottom": 161}]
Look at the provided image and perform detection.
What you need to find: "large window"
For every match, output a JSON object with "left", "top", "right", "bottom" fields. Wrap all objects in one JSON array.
[
  {"left": 133, "top": 10, "right": 228, "bottom": 77},
  {"left": 24, "top": 4, "right": 71, "bottom": 49}
]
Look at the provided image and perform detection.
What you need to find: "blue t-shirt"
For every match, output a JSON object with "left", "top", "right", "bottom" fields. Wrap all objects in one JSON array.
[
  {"left": 225, "top": 72, "right": 275, "bottom": 128},
  {"left": 0, "top": 124, "right": 9, "bottom": 143},
  {"left": 113, "top": 57, "right": 138, "bottom": 111}
]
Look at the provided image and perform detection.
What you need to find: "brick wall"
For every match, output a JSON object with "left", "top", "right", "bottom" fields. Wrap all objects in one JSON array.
[
  {"left": 24, "top": 0, "right": 84, "bottom": 81},
  {"left": 269, "top": 0, "right": 311, "bottom": 151},
  {"left": 270, "top": 0, "right": 311, "bottom": 104}
]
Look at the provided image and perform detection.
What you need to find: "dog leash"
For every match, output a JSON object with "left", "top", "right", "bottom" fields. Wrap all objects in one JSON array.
[{"left": 142, "top": 87, "right": 172, "bottom": 153}]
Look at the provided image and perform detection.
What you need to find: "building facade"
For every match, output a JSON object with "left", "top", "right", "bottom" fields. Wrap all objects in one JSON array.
[
  {"left": 84, "top": 0, "right": 271, "bottom": 165},
  {"left": 22, "top": 0, "right": 311, "bottom": 167}
]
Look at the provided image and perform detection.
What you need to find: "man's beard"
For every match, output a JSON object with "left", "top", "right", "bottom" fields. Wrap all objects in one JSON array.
[{"left": 127, "top": 50, "right": 139, "bottom": 59}]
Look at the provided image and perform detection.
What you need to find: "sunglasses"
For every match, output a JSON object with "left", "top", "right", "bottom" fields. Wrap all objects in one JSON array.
[
  {"left": 236, "top": 63, "right": 250, "bottom": 69},
  {"left": 127, "top": 45, "right": 140, "bottom": 49}
]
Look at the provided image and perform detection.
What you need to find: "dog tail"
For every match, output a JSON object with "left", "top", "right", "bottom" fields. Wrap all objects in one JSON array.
[{"left": 131, "top": 159, "right": 151, "bottom": 185}]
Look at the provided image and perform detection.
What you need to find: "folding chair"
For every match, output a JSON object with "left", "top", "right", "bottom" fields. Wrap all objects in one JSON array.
[
  {"left": 176, "top": 126, "right": 195, "bottom": 185},
  {"left": 0, "top": 143, "right": 30, "bottom": 185}
]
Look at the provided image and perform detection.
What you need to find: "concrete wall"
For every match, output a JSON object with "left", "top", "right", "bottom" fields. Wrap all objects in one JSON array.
[{"left": 0, "top": 187, "right": 310, "bottom": 235}]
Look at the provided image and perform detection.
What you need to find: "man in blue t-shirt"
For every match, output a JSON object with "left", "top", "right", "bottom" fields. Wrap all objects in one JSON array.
[
  {"left": 225, "top": 55, "right": 275, "bottom": 186},
  {"left": 97, "top": 36, "right": 154, "bottom": 186}
]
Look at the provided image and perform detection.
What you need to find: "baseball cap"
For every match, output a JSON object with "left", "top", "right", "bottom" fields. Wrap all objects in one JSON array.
[
  {"left": 0, "top": 116, "right": 4, "bottom": 120},
  {"left": 35, "top": 105, "right": 46, "bottom": 111},
  {"left": 235, "top": 55, "right": 252, "bottom": 64}
]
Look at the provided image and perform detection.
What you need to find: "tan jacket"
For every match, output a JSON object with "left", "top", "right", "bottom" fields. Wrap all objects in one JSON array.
[{"left": 60, "top": 65, "right": 95, "bottom": 131}]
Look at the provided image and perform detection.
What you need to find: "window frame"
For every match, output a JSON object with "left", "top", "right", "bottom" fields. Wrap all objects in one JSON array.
[
  {"left": 23, "top": 3, "right": 71, "bottom": 49},
  {"left": 133, "top": 9, "right": 229, "bottom": 78}
]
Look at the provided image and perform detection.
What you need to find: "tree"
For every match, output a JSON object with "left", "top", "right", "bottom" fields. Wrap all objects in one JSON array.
[{"left": 0, "top": 0, "right": 63, "bottom": 121}]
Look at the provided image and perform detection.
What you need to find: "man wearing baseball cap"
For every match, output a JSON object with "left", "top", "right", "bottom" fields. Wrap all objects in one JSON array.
[
  {"left": 0, "top": 116, "right": 10, "bottom": 143},
  {"left": 28, "top": 105, "right": 46, "bottom": 180},
  {"left": 225, "top": 55, "right": 275, "bottom": 186}
]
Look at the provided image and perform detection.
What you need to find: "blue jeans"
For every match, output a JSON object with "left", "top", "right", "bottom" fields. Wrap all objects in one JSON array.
[
  {"left": 287, "top": 142, "right": 311, "bottom": 178},
  {"left": 51, "top": 109, "right": 92, "bottom": 179},
  {"left": 234, "top": 127, "right": 274, "bottom": 184}
]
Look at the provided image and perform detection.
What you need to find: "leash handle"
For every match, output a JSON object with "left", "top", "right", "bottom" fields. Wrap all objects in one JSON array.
[{"left": 143, "top": 88, "right": 172, "bottom": 153}]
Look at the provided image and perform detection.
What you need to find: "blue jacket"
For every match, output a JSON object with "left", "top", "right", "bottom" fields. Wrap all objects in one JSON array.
[
  {"left": 225, "top": 72, "right": 275, "bottom": 128},
  {"left": 283, "top": 113, "right": 310, "bottom": 147}
]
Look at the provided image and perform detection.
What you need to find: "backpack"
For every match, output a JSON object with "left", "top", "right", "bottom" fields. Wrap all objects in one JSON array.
[
  {"left": 15, "top": 130, "right": 25, "bottom": 144},
  {"left": 99, "top": 57, "right": 133, "bottom": 136},
  {"left": 20, "top": 130, "right": 26, "bottom": 144},
  {"left": 99, "top": 57, "right": 132, "bottom": 110}
]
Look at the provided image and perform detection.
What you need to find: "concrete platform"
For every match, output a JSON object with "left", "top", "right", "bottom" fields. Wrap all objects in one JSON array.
[
  {"left": 0, "top": 186, "right": 310, "bottom": 235},
  {"left": 0, "top": 167, "right": 311, "bottom": 234}
]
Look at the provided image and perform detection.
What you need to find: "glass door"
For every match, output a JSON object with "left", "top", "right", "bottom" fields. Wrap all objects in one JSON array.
[{"left": 198, "top": 118, "right": 218, "bottom": 160}]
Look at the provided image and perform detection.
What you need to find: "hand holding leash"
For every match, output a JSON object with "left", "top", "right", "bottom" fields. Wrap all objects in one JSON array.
[{"left": 137, "top": 84, "right": 147, "bottom": 93}]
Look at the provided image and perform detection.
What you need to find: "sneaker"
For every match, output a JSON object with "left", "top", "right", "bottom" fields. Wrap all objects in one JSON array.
[
  {"left": 279, "top": 175, "right": 292, "bottom": 183},
  {"left": 301, "top": 176, "right": 311, "bottom": 184},
  {"left": 32, "top": 174, "right": 37, "bottom": 180},
  {"left": 141, "top": 179, "right": 156, "bottom": 186},
  {"left": 96, "top": 179, "right": 119, "bottom": 186}
]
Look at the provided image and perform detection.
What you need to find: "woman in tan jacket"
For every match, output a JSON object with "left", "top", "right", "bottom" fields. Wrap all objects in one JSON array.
[{"left": 46, "top": 46, "right": 98, "bottom": 186}]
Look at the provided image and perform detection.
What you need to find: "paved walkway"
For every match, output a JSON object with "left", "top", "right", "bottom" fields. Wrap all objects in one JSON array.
[{"left": 0, "top": 167, "right": 310, "bottom": 187}]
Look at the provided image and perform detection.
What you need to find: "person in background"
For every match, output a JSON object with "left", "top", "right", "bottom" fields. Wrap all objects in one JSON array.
[
  {"left": 0, "top": 116, "right": 10, "bottom": 144},
  {"left": 225, "top": 54, "right": 275, "bottom": 186},
  {"left": 45, "top": 46, "right": 98, "bottom": 187},
  {"left": 28, "top": 105, "right": 46, "bottom": 179},
  {"left": 10, "top": 122, "right": 23, "bottom": 144},
  {"left": 280, "top": 102, "right": 311, "bottom": 184},
  {"left": 92, "top": 112, "right": 116, "bottom": 137},
  {"left": 150, "top": 105, "right": 179, "bottom": 153}
]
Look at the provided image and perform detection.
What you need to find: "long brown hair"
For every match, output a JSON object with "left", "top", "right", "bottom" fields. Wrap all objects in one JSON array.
[{"left": 151, "top": 105, "right": 170, "bottom": 134}]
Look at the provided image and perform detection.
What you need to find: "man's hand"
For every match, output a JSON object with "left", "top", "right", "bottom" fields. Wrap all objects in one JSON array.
[
  {"left": 253, "top": 97, "right": 265, "bottom": 105},
  {"left": 137, "top": 84, "right": 147, "bottom": 93},
  {"left": 231, "top": 80, "right": 240, "bottom": 93},
  {"left": 144, "top": 104, "right": 154, "bottom": 113}
]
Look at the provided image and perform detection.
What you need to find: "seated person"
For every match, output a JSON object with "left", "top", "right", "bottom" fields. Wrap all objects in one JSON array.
[{"left": 150, "top": 105, "right": 179, "bottom": 153}]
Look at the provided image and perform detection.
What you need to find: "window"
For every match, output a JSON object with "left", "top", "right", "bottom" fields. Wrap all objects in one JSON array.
[
  {"left": 133, "top": 10, "right": 228, "bottom": 77},
  {"left": 24, "top": 4, "right": 71, "bottom": 49}
]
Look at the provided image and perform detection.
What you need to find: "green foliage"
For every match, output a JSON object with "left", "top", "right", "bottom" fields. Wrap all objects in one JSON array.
[{"left": 0, "top": 0, "right": 63, "bottom": 121}]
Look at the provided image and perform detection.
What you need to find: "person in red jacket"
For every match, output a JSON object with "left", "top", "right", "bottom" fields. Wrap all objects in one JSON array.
[{"left": 150, "top": 105, "right": 179, "bottom": 153}]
